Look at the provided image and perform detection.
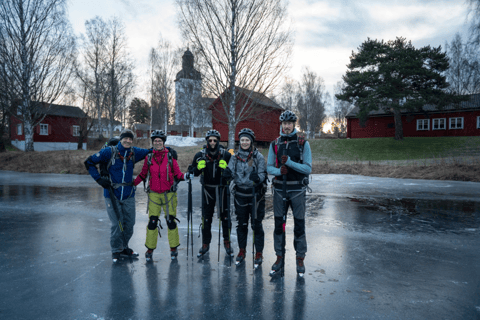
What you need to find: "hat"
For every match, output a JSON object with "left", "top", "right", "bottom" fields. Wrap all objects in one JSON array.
[{"left": 119, "top": 129, "right": 134, "bottom": 141}]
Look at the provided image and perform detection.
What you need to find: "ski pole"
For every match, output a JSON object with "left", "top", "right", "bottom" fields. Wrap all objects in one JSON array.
[
  {"left": 282, "top": 147, "right": 288, "bottom": 278},
  {"left": 251, "top": 167, "right": 257, "bottom": 270},
  {"left": 107, "top": 186, "right": 132, "bottom": 263},
  {"left": 188, "top": 166, "right": 194, "bottom": 259},
  {"left": 226, "top": 178, "right": 232, "bottom": 267}
]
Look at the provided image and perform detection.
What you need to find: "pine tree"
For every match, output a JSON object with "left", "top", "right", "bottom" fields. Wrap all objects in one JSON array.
[{"left": 336, "top": 37, "right": 465, "bottom": 140}]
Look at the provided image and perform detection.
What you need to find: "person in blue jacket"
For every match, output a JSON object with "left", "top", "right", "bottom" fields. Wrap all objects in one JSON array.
[{"left": 84, "top": 129, "right": 152, "bottom": 262}]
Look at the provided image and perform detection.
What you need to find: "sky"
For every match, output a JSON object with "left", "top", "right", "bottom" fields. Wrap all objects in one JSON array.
[{"left": 67, "top": 0, "right": 472, "bottom": 114}]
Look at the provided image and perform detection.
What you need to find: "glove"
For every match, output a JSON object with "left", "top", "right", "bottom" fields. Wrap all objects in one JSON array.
[
  {"left": 280, "top": 165, "right": 288, "bottom": 175},
  {"left": 249, "top": 170, "right": 260, "bottom": 183},
  {"left": 219, "top": 159, "right": 228, "bottom": 169},
  {"left": 197, "top": 159, "right": 206, "bottom": 170},
  {"left": 184, "top": 172, "right": 191, "bottom": 181},
  {"left": 188, "top": 165, "right": 195, "bottom": 175},
  {"left": 281, "top": 155, "right": 289, "bottom": 164},
  {"left": 222, "top": 167, "right": 233, "bottom": 181},
  {"left": 96, "top": 177, "right": 111, "bottom": 189}
]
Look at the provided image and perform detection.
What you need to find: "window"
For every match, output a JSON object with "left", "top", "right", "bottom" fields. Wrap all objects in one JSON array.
[
  {"left": 17, "top": 107, "right": 21, "bottom": 115},
  {"left": 40, "top": 123, "right": 48, "bottom": 135},
  {"left": 416, "top": 119, "right": 429, "bottom": 131},
  {"left": 477, "top": 116, "right": 480, "bottom": 129},
  {"left": 73, "top": 125, "right": 80, "bottom": 136},
  {"left": 432, "top": 118, "right": 446, "bottom": 130},
  {"left": 17, "top": 124, "right": 22, "bottom": 135},
  {"left": 449, "top": 117, "right": 464, "bottom": 129}
]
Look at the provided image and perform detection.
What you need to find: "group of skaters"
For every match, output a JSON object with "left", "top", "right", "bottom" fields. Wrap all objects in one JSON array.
[{"left": 84, "top": 110, "right": 312, "bottom": 277}]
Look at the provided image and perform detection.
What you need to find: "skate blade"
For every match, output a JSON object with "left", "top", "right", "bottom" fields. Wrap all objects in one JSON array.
[{"left": 269, "top": 270, "right": 277, "bottom": 276}]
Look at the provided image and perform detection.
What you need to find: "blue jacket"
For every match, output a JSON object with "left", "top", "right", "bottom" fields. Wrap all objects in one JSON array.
[{"left": 87, "top": 142, "right": 151, "bottom": 200}]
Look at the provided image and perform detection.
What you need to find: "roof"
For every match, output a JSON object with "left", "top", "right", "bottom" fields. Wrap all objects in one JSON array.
[
  {"left": 133, "top": 123, "right": 150, "bottom": 131},
  {"left": 211, "top": 87, "right": 284, "bottom": 111},
  {"left": 31, "top": 102, "right": 86, "bottom": 118},
  {"left": 346, "top": 94, "right": 480, "bottom": 118}
]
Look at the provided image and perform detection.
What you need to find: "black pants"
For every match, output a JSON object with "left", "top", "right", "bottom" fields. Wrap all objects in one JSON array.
[
  {"left": 201, "top": 185, "right": 231, "bottom": 244},
  {"left": 234, "top": 193, "right": 265, "bottom": 253}
]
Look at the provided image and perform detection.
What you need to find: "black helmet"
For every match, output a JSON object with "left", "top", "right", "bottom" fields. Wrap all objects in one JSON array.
[
  {"left": 151, "top": 129, "right": 167, "bottom": 142},
  {"left": 103, "top": 137, "right": 120, "bottom": 149},
  {"left": 279, "top": 110, "right": 297, "bottom": 122},
  {"left": 238, "top": 128, "right": 255, "bottom": 142},
  {"left": 205, "top": 129, "right": 221, "bottom": 140}
]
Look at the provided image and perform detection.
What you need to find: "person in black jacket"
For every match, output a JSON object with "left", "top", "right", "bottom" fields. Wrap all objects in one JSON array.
[{"left": 191, "top": 129, "right": 233, "bottom": 258}]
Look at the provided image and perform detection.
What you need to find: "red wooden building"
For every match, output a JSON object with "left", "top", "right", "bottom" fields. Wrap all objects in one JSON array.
[
  {"left": 11, "top": 103, "right": 87, "bottom": 151},
  {"left": 345, "top": 94, "right": 480, "bottom": 139},
  {"left": 209, "top": 88, "right": 284, "bottom": 143}
]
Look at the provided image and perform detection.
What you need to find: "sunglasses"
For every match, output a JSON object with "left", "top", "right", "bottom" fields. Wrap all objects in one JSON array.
[{"left": 208, "top": 139, "right": 218, "bottom": 142}]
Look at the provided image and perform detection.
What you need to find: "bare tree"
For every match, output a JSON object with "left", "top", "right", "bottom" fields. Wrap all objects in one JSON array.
[
  {"left": 295, "top": 68, "right": 328, "bottom": 139},
  {"left": 149, "top": 39, "right": 179, "bottom": 132},
  {"left": 104, "top": 17, "right": 135, "bottom": 138},
  {"left": 445, "top": 33, "right": 480, "bottom": 95},
  {"left": 0, "top": 0, "right": 76, "bottom": 151},
  {"left": 176, "top": 0, "right": 293, "bottom": 148},
  {"left": 333, "top": 80, "right": 354, "bottom": 136}
]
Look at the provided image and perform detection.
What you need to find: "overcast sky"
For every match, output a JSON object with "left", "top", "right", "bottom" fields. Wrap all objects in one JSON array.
[{"left": 68, "top": 0, "right": 472, "bottom": 111}]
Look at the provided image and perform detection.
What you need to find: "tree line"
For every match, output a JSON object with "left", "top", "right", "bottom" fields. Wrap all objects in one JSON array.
[{"left": 1, "top": 0, "right": 480, "bottom": 152}]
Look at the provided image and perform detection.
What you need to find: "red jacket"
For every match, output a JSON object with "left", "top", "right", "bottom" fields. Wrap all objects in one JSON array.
[{"left": 134, "top": 148, "right": 184, "bottom": 194}]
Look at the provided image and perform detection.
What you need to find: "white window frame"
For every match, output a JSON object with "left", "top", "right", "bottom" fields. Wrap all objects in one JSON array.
[
  {"left": 416, "top": 119, "right": 429, "bottom": 131},
  {"left": 432, "top": 118, "right": 446, "bottom": 130},
  {"left": 73, "top": 125, "right": 80, "bottom": 137},
  {"left": 40, "top": 123, "right": 48, "bottom": 135},
  {"left": 17, "top": 124, "right": 22, "bottom": 135},
  {"left": 477, "top": 116, "right": 480, "bottom": 129},
  {"left": 449, "top": 117, "right": 464, "bottom": 130}
]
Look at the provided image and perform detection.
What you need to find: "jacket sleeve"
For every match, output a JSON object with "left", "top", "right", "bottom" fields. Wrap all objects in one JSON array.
[
  {"left": 172, "top": 159, "right": 185, "bottom": 181},
  {"left": 256, "top": 152, "right": 267, "bottom": 183},
  {"left": 285, "top": 141, "right": 312, "bottom": 175},
  {"left": 134, "top": 157, "right": 150, "bottom": 186},
  {"left": 133, "top": 147, "right": 153, "bottom": 162},
  {"left": 86, "top": 148, "right": 112, "bottom": 181},
  {"left": 266, "top": 142, "right": 281, "bottom": 177}
]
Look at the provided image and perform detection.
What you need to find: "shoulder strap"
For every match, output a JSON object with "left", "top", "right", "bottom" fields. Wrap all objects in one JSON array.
[{"left": 106, "top": 146, "right": 118, "bottom": 173}]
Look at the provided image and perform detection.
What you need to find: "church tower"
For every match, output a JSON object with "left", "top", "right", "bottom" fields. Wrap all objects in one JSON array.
[{"left": 174, "top": 49, "right": 203, "bottom": 126}]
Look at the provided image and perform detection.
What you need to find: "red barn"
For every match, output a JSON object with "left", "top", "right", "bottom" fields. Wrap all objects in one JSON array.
[
  {"left": 11, "top": 103, "right": 87, "bottom": 151},
  {"left": 345, "top": 94, "right": 480, "bottom": 139},
  {"left": 209, "top": 88, "right": 284, "bottom": 143}
]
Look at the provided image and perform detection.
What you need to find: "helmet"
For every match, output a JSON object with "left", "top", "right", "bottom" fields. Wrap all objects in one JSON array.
[
  {"left": 151, "top": 129, "right": 167, "bottom": 142},
  {"left": 205, "top": 129, "right": 221, "bottom": 140},
  {"left": 279, "top": 110, "right": 297, "bottom": 122},
  {"left": 238, "top": 128, "right": 255, "bottom": 142}
]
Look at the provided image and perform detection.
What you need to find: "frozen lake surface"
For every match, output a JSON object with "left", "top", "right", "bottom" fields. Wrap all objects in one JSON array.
[{"left": 0, "top": 171, "right": 479, "bottom": 319}]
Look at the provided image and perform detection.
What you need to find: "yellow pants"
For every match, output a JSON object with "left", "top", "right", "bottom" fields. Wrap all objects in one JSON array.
[{"left": 145, "top": 191, "right": 179, "bottom": 250}]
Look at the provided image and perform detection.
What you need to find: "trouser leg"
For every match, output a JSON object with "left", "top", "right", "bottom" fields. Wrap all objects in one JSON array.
[
  {"left": 120, "top": 197, "right": 136, "bottom": 245},
  {"left": 291, "top": 190, "right": 307, "bottom": 258},
  {"left": 164, "top": 192, "right": 180, "bottom": 248},
  {"left": 273, "top": 189, "right": 289, "bottom": 257},
  {"left": 202, "top": 187, "right": 215, "bottom": 245},
  {"left": 105, "top": 197, "right": 123, "bottom": 253},
  {"left": 220, "top": 187, "right": 231, "bottom": 242},
  {"left": 145, "top": 192, "right": 162, "bottom": 250},
  {"left": 235, "top": 196, "right": 249, "bottom": 249},
  {"left": 253, "top": 195, "right": 265, "bottom": 253}
]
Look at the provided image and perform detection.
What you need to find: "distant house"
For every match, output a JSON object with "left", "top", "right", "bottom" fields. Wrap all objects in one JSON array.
[
  {"left": 345, "top": 94, "right": 480, "bottom": 139},
  {"left": 11, "top": 103, "right": 87, "bottom": 151},
  {"left": 87, "top": 118, "right": 123, "bottom": 138},
  {"left": 132, "top": 123, "right": 150, "bottom": 139},
  {"left": 209, "top": 88, "right": 284, "bottom": 143}
]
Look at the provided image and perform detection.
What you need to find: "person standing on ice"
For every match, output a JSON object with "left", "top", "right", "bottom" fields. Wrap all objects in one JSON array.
[
  {"left": 222, "top": 128, "right": 267, "bottom": 268},
  {"left": 191, "top": 129, "right": 233, "bottom": 258},
  {"left": 133, "top": 130, "right": 190, "bottom": 262},
  {"left": 266, "top": 110, "right": 312, "bottom": 277},
  {"left": 84, "top": 129, "right": 152, "bottom": 262}
]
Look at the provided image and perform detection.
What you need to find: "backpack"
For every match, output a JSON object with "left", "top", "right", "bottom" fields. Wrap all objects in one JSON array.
[{"left": 273, "top": 135, "right": 306, "bottom": 168}]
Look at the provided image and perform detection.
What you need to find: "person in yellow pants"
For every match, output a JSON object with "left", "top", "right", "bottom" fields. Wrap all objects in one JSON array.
[{"left": 134, "top": 130, "right": 190, "bottom": 261}]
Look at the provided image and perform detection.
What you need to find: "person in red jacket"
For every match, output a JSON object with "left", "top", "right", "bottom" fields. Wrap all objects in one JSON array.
[{"left": 134, "top": 130, "right": 190, "bottom": 261}]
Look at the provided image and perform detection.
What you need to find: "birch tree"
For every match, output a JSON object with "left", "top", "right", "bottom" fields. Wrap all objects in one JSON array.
[
  {"left": 295, "top": 68, "right": 327, "bottom": 139},
  {"left": 176, "top": 0, "right": 293, "bottom": 148},
  {"left": 0, "top": 0, "right": 76, "bottom": 151},
  {"left": 333, "top": 80, "right": 354, "bottom": 136}
]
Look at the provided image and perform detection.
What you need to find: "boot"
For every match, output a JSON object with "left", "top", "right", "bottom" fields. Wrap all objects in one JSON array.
[
  {"left": 120, "top": 247, "right": 139, "bottom": 257},
  {"left": 170, "top": 247, "right": 178, "bottom": 260},
  {"left": 269, "top": 255, "right": 283, "bottom": 276},
  {"left": 235, "top": 248, "right": 246, "bottom": 265},
  {"left": 197, "top": 244, "right": 209, "bottom": 257},
  {"left": 296, "top": 256, "right": 305, "bottom": 277},
  {"left": 112, "top": 252, "right": 121, "bottom": 263},
  {"left": 145, "top": 249, "right": 154, "bottom": 262},
  {"left": 224, "top": 240, "right": 234, "bottom": 257},
  {"left": 254, "top": 252, "right": 263, "bottom": 268}
]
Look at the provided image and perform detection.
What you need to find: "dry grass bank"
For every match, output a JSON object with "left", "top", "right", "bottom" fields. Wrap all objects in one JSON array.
[{"left": 1, "top": 144, "right": 479, "bottom": 182}]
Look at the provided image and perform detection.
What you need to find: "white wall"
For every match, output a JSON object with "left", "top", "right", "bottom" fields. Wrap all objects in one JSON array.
[{"left": 11, "top": 140, "right": 86, "bottom": 151}]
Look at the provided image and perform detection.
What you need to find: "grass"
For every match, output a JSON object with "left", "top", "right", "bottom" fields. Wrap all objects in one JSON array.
[{"left": 310, "top": 136, "right": 480, "bottom": 162}]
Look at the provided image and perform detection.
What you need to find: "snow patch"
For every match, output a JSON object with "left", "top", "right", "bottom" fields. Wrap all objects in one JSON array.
[{"left": 165, "top": 136, "right": 204, "bottom": 147}]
